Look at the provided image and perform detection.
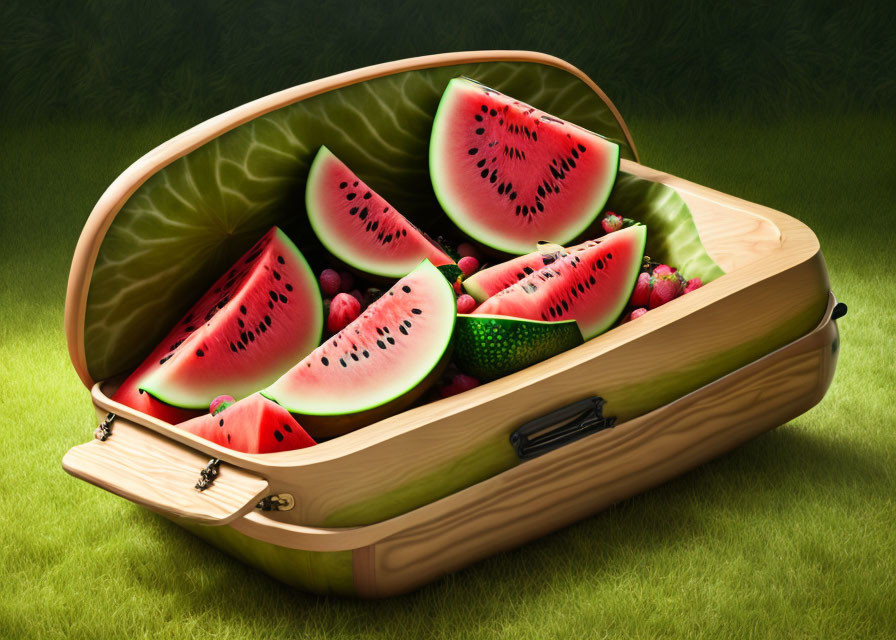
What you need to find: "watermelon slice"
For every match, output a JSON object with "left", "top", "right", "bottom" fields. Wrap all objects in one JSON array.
[
  {"left": 473, "top": 226, "right": 646, "bottom": 340},
  {"left": 454, "top": 315, "right": 584, "bottom": 381},
  {"left": 178, "top": 393, "right": 316, "bottom": 454},
  {"left": 463, "top": 239, "right": 594, "bottom": 302},
  {"left": 112, "top": 227, "right": 322, "bottom": 414},
  {"left": 430, "top": 77, "right": 620, "bottom": 255},
  {"left": 306, "top": 146, "right": 455, "bottom": 278},
  {"left": 262, "top": 260, "right": 456, "bottom": 439}
]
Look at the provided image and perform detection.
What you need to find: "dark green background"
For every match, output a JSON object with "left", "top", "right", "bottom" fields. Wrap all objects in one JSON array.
[{"left": 2, "top": 2, "right": 895, "bottom": 638}]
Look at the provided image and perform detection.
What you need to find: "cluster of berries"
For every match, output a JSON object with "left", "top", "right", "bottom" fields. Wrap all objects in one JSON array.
[
  {"left": 319, "top": 269, "right": 382, "bottom": 334},
  {"left": 455, "top": 242, "right": 480, "bottom": 314},
  {"left": 623, "top": 263, "right": 702, "bottom": 322}
]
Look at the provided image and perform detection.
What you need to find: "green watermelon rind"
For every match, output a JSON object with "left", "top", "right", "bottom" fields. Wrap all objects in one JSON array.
[
  {"left": 139, "top": 229, "right": 323, "bottom": 409},
  {"left": 261, "top": 259, "right": 456, "bottom": 417},
  {"left": 454, "top": 314, "right": 584, "bottom": 381},
  {"left": 429, "top": 77, "right": 621, "bottom": 255}
]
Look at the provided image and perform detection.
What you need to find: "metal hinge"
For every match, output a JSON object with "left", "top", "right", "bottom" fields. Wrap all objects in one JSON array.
[
  {"left": 256, "top": 494, "right": 295, "bottom": 511},
  {"left": 94, "top": 413, "right": 116, "bottom": 441},
  {"left": 195, "top": 458, "right": 221, "bottom": 491}
]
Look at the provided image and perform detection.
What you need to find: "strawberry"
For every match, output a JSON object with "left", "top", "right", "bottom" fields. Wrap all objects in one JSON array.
[
  {"left": 630, "top": 272, "right": 651, "bottom": 307},
  {"left": 648, "top": 274, "right": 683, "bottom": 308},
  {"left": 327, "top": 292, "right": 361, "bottom": 334},
  {"left": 652, "top": 264, "right": 676, "bottom": 277},
  {"left": 601, "top": 212, "right": 623, "bottom": 234},
  {"left": 684, "top": 278, "right": 703, "bottom": 294},
  {"left": 458, "top": 255, "right": 480, "bottom": 277}
]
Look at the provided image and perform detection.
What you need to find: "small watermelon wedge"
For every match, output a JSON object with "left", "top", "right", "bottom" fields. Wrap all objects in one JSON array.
[
  {"left": 473, "top": 226, "right": 646, "bottom": 340},
  {"left": 306, "top": 146, "right": 455, "bottom": 278},
  {"left": 112, "top": 227, "right": 322, "bottom": 415},
  {"left": 463, "top": 239, "right": 595, "bottom": 302},
  {"left": 430, "top": 77, "right": 620, "bottom": 254},
  {"left": 178, "top": 393, "right": 316, "bottom": 454},
  {"left": 262, "top": 259, "right": 456, "bottom": 439}
]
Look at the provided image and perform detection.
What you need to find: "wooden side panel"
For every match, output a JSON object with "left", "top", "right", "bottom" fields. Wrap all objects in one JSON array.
[
  {"left": 62, "top": 417, "right": 269, "bottom": 525},
  {"left": 361, "top": 322, "right": 837, "bottom": 596}
]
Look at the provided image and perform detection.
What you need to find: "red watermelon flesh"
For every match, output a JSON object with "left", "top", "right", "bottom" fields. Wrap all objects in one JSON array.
[
  {"left": 110, "top": 384, "right": 200, "bottom": 424},
  {"left": 262, "top": 259, "right": 456, "bottom": 438},
  {"left": 430, "top": 77, "right": 620, "bottom": 255},
  {"left": 112, "top": 227, "right": 322, "bottom": 414},
  {"left": 178, "top": 393, "right": 316, "bottom": 453},
  {"left": 473, "top": 226, "right": 646, "bottom": 340},
  {"left": 463, "top": 239, "right": 596, "bottom": 302},
  {"left": 307, "top": 146, "right": 455, "bottom": 278}
]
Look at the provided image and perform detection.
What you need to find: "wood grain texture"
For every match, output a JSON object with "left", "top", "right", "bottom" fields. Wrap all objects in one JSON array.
[
  {"left": 223, "top": 293, "right": 838, "bottom": 561},
  {"left": 62, "top": 417, "right": 269, "bottom": 525},
  {"left": 64, "top": 50, "right": 636, "bottom": 389},
  {"left": 83, "top": 159, "right": 831, "bottom": 528}
]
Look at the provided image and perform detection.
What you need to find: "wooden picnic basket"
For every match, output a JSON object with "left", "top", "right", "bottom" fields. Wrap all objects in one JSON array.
[{"left": 62, "top": 51, "right": 843, "bottom": 597}]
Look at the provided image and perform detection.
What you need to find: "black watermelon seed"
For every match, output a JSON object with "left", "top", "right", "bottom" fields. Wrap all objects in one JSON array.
[
  {"left": 509, "top": 192, "right": 517, "bottom": 200},
  {"left": 475, "top": 128, "right": 484, "bottom": 135},
  {"left": 346, "top": 193, "right": 356, "bottom": 201},
  {"left": 359, "top": 208, "right": 368, "bottom": 220},
  {"left": 515, "top": 205, "right": 521, "bottom": 215},
  {"left": 353, "top": 181, "right": 358, "bottom": 187},
  {"left": 562, "top": 300, "right": 569, "bottom": 311},
  {"left": 264, "top": 315, "right": 271, "bottom": 326},
  {"left": 285, "top": 283, "right": 293, "bottom": 291},
  {"left": 549, "top": 307, "right": 557, "bottom": 317},
  {"left": 268, "top": 301, "right": 274, "bottom": 309},
  {"left": 477, "top": 159, "right": 486, "bottom": 168},
  {"left": 401, "top": 229, "right": 407, "bottom": 236},
  {"left": 475, "top": 114, "right": 483, "bottom": 121},
  {"left": 227, "top": 434, "right": 231, "bottom": 443},
  {"left": 321, "top": 357, "right": 329, "bottom": 366},
  {"left": 556, "top": 305, "right": 563, "bottom": 316},
  {"left": 402, "top": 285, "right": 411, "bottom": 293},
  {"left": 340, "top": 358, "right": 346, "bottom": 367},
  {"left": 387, "top": 337, "right": 395, "bottom": 345},
  {"left": 273, "top": 271, "right": 281, "bottom": 280},
  {"left": 578, "top": 144, "right": 586, "bottom": 152},
  {"left": 537, "top": 201, "right": 545, "bottom": 212},
  {"left": 248, "top": 331, "right": 255, "bottom": 342},
  {"left": 489, "top": 170, "right": 497, "bottom": 183},
  {"left": 339, "top": 181, "right": 347, "bottom": 189},
  {"left": 279, "top": 294, "right": 287, "bottom": 303},
  {"left": 411, "top": 308, "right": 422, "bottom": 314},
  {"left": 522, "top": 205, "right": 529, "bottom": 214},
  {"left": 259, "top": 324, "right": 266, "bottom": 333},
  {"left": 273, "top": 430, "right": 284, "bottom": 442},
  {"left": 403, "top": 320, "right": 412, "bottom": 328},
  {"left": 230, "top": 342, "right": 237, "bottom": 352},
  {"left": 185, "top": 325, "right": 195, "bottom": 332},
  {"left": 376, "top": 327, "right": 384, "bottom": 336},
  {"left": 589, "top": 275, "right": 597, "bottom": 285},
  {"left": 363, "top": 191, "right": 371, "bottom": 199},
  {"left": 523, "top": 266, "right": 534, "bottom": 274},
  {"left": 277, "top": 256, "right": 285, "bottom": 264},
  {"left": 578, "top": 283, "right": 585, "bottom": 293},
  {"left": 332, "top": 340, "right": 338, "bottom": 347},
  {"left": 159, "top": 355, "right": 171, "bottom": 365},
  {"left": 238, "top": 342, "right": 246, "bottom": 350},
  {"left": 480, "top": 169, "right": 489, "bottom": 178},
  {"left": 481, "top": 105, "right": 488, "bottom": 113},
  {"left": 219, "top": 419, "right": 224, "bottom": 427},
  {"left": 532, "top": 132, "right": 537, "bottom": 141},
  {"left": 490, "top": 109, "right": 497, "bottom": 116},
  {"left": 240, "top": 331, "right": 248, "bottom": 343},
  {"left": 597, "top": 259, "right": 604, "bottom": 269},
  {"left": 371, "top": 220, "right": 379, "bottom": 231},
  {"left": 383, "top": 327, "right": 390, "bottom": 334},
  {"left": 468, "top": 148, "right": 478, "bottom": 155},
  {"left": 537, "top": 186, "right": 545, "bottom": 197},
  {"left": 377, "top": 340, "right": 386, "bottom": 349},
  {"left": 351, "top": 353, "right": 359, "bottom": 361},
  {"left": 269, "top": 291, "right": 277, "bottom": 301},
  {"left": 384, "top": 234, "right": 392, "bottom": 243},
  {"left": 283, "top": 423, "right": 293, "bottom": 433},
  {"left": 571, "top": 148, "right": 579, "bottom": 159},
  {"left": 399, "top": 325, "right": 407, "bottom": 335},
  {"left": 238, "top": 318, "right": 244, "bottom": 328},
  {"left": 568, "top": 158, "right": 576, "bottom": 168},
  {"left": 350, "top": 207, "right": 358, "bottom": 215},
  {"left": 363, "top": 350, "right": 369, "bottom": 358},
  {"left": 196, "top": 349, "right": 204, "bottom": 357}
]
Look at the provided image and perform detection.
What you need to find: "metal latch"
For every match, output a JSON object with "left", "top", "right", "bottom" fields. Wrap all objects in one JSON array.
[
  {"left": 510, "top": 396, "right": 616, "bottom": 461},
  {"left": 195, "top": 458, "right": 221, "bottom": 491},
  {"left": 94, "top": 413, "right": 116, "bottom": 441},
  {"left": 256, "top": 494, "right": 295, "bottom": 511}
]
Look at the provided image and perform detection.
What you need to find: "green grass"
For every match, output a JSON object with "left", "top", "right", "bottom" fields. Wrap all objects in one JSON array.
[{"left": 1, "top": 111, "right": 894, "bottom": 638}]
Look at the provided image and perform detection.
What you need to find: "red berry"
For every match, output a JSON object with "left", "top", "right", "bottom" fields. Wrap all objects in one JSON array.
[
  {"left": 652, "top": 264, "right": 676, "bottom": 277},
  {"left": 452, "top": 279, "right": 462, "bottom": 295},
  {"left": 458, "top": 256, "right": 480, "bottom": 277},
  {"left": 630, "top": 307, "right": 648, "bottom": 320},
  {"left": 684, "top": 277, "right": 703, "bottom": 294},
  {"left": 601, "top": 212, "right": 623, "bottom": 234},
  {"left": 630, "top": 272, "right": 651, "bottom": 308},
  {"left": 209, "top": 395, "right": 234, "bottom": 416},
  {"left": 319, "top": 269, "right": 341, "bottom": 297},
  {"left": 439, "top": 373, "right": 480, "bottom": 398},
  {"left": 338, "top": 270, "right": 355, "bottom": 292},
  {"left": 348, "top": 289, "right": 365, "bottom": 306},
  {"left": 457, "top": 242, "right": 478, "bottom": 259},
  {"left": 456, "top": 294, "right": 477, "bottom": 314},
  {"left": 327, "top": 293, "right": 361, "bottom": 334},
  {"left": 649, "top": 275, "right": 682, "bottom": 309}
]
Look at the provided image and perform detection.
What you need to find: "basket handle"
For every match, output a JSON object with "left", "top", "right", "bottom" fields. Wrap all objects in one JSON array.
[{"left": 62, "top": 414, "right": 269, "bottom": 526}]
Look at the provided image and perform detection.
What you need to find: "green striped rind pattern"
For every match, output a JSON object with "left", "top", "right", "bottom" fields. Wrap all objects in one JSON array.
[
  {"left": 84, "top": 61, "right": 635, "bottom": 382},
  {"left": 180, "top": 521, "right": 355, "bottom": 595},
  {"left": 604, "top": 172, "right": 726, "bottom": 283},
  {"left": 454, "top": 315, "right": 584, "bottom": 381}
]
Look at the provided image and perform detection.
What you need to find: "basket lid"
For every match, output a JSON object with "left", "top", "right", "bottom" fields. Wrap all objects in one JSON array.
[{"left": 65, "top": 50, "right": 638, "bottom": 387}]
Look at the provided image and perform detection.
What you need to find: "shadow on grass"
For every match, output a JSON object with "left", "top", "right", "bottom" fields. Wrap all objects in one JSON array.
[{"left": 122, "top": 417, "right": 885, "bottom": 634}]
